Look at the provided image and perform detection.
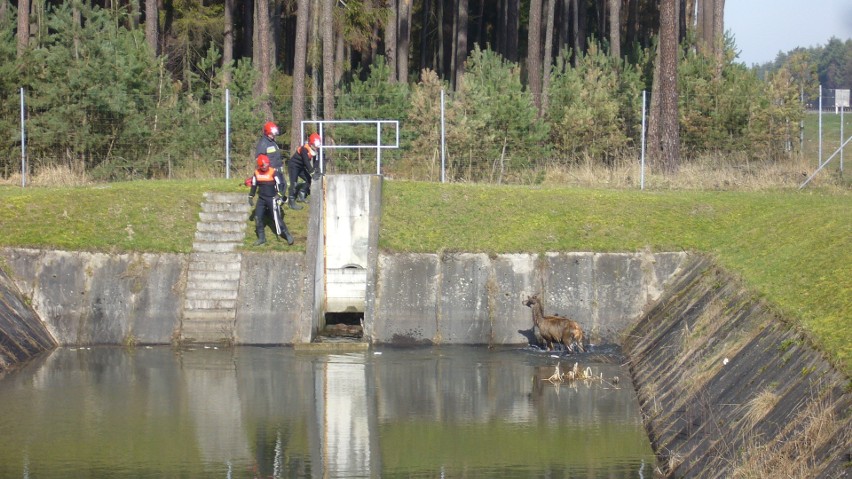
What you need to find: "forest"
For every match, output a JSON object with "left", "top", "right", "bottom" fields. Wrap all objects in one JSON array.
[{"left": 1, "top": 0, "right": 849, "bottom": 183}]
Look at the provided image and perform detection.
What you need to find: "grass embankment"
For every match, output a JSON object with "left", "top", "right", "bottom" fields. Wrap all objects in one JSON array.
[{"left": 0, "top": 180, "right": 849, "bottom": 373}]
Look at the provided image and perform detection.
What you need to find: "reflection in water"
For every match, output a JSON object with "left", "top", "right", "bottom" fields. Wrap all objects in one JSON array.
[{"left": 0, "top": 346, "right": 654, "bottom": 478}]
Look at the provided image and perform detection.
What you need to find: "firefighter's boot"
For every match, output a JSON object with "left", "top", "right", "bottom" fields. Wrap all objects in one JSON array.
[
  {"left": 288, "top": 196, "right": 303, "bottom": 210},
  {"left": 295, "top": 183, "right": 308, "bottom": 203},
  {"left": 280, "top": 224, "right": 294, "bottom": 245},
  {"left": 254, "top": 219, "right": 267, "bottom": 245}
]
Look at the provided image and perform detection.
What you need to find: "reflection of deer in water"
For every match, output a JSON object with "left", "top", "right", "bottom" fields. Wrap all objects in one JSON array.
[{"left": 523, "top": 294, "right": 585, "bottom": 353}]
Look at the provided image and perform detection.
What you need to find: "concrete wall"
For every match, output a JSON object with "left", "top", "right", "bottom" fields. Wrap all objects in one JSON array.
[
  {"left": 2, "top": 248, "right": 186, "bottom": 345},
  {"left": 369, "top": 251, "right": 686, "bottom": 345},
  {"left": 0, "top": 247, "right": 686, "bottom": 347},
  {"left": 235, "top": 253, "right": 309, "bottom": 344}
]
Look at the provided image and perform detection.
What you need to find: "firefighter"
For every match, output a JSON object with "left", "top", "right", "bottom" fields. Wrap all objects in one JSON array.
[
  {"left": 255, "top": 121, "right": 286, "bottom": 193},
  {"left": 286, "top": 132, "right": 322, "bottom": 210},
  {"left": 248, "top": 154, "right": 293, "bottom": 245}
]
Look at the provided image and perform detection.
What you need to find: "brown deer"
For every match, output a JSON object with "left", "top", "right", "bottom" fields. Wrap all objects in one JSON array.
[{"left": 523, "top": 294, "right": 585, "bottom": 353}]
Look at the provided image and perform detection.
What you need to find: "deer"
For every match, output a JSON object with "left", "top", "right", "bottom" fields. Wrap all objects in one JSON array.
[{"left": 523, "top": 294, "right": 585, "bottom": 353}]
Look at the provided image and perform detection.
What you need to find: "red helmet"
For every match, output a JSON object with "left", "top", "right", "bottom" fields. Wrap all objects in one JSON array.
[
  {"left": 256, "top": 154, "right": 270, "bottom": 171},
  {"left": 263, "top": 121, "right": 279, "bottom": 137},
  {"left": 308, "top": 133, "right": 321, "bottom": 148}
]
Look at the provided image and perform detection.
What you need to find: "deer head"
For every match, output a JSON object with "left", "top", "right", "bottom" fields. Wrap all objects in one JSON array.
[{"left": 523, "top": 294, "right": 541, "bottom": 308}]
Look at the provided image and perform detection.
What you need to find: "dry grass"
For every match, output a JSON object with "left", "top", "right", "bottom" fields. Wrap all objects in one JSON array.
[
  {"left": 730, "top": 388, "right": 848, "bottom": 478},
  {"left": 538, "top": 154, "right": 848, "bottom": 192},
  {"left": 4, "top": 152, "right": 847, "bottom": 192},
  {"left": 1, "top": 163, "right": 93, "bottom": 187},
  {"left": 742, "top": 388, "right": 781, "bottom": 430}
]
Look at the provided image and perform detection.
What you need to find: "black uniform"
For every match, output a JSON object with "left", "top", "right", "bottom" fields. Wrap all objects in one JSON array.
[
  {"left": 288, "top": 143, "right": 316, "bottom": 200},
  {"left": 256, "top": 135, "right": 286, "bottom": 191},
  {"left": 248, "top": 167, "right": 291, "bottom": 244}
]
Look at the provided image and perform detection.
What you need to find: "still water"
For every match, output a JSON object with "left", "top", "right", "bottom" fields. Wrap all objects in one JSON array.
[{"left": 0, "top": 345, "right": 655, "bottom": 478}]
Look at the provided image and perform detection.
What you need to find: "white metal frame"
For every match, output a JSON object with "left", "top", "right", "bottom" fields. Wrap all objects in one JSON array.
[{"left": 300, "top": 120, "right": 399, "bottom": 175}]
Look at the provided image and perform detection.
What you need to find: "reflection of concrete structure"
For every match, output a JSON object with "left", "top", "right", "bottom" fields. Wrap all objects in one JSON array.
[
  {"left": 180, "top": 350, "right": 252, "bottom": 467},
  {"left": 312, "top": 353, "right": 381, "bottom": 478}
]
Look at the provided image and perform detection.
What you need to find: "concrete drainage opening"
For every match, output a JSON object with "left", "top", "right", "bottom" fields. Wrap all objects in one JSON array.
[{"left": 320, "top": 312, "right": 364, "bottom": 340}]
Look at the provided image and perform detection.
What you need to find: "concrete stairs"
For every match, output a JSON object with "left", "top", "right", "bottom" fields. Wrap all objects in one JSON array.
[{"left": 181, "top": 192, "right": 250, "bottom": 344}]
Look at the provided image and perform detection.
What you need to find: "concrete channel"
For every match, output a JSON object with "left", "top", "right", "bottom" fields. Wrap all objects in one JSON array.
[{"left": 0, "top": 174, "right": 848, "bottom": 476}]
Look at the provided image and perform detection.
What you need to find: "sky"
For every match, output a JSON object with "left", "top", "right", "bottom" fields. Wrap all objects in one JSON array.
[{"left": 724, "top": 0, "right": 852, "bottom": 66}]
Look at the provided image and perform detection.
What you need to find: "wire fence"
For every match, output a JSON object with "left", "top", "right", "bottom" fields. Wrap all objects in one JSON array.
[{"left": 3, "top": 86, "right": 849, "bottom": 188}]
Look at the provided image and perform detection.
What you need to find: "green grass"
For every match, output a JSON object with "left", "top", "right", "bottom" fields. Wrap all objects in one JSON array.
[
  {"left": 0, "top": 179, "right": 849, "bottom": 374},
  {"left": 0, "top": 180, "right": 240, "bottom": 253}
]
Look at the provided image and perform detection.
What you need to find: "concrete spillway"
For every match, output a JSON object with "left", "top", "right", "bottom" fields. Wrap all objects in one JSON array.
[{"left": 317, "top": 175, "right": 381, "bottom": 315}]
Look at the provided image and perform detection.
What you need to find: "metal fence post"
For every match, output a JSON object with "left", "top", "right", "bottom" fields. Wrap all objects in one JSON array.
[
  {"left": 376, "top": 122, "right": 382, "bottom": 175},
  {"left": 818, "top": 85, "right": 823, "bottom": 167},
  {"left": 20, "top": 87, "right": 26, "bottom": 188},
  {"left": 318, "top": 122, "right": 325, "bottom": 174},
  {"left": 225, "top": 88, "right": 231, "bottom": 179},
  {"left": 440, "top": 89, "right": 446, "bottom": 183},
  {"left": 640, "top": 90, "right": 646, "bottom": 191}
]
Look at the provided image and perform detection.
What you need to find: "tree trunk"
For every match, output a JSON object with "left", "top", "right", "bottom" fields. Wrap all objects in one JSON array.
[
  {"left": 335, "top": 31, "right": 344, "bottom": 86},
  {"left": 272, "top": 1, "right": 282, "bottom": 70},
  {"left": 253, "top": 0, "right": 260, "bottom": 68},
  {"left": 255, "top": 0, "right": 273, "bottom": 119},
  {"left": 420, "top": 0, "right": 431, "bottom": 71},
  {"left": 242, "top": 0, "right": 254, "bottom": 59},
  {"left": 398, "top": 0, "right": 412, "bottom": 83},
  {"left": 223, "top": 0, "right": 234, "bottom": 86},
  {"left": 385, "top": 0, "right": 398, "bottom": 82},
  {"left": 571, "top": 0, "right": 579, "bottom": 66},
  {"left": 496, "top": 0, "right": 505, "bottom": 56},
  {"left": 506, "top": 0, "right": 519, "bottom": 62},
  {"left": 130, "top": 0, "right": 140, "bottom": 29},
  {"left": 144, "top": 0, "right": 157, "bottom": 55},
  {"left": 17, "top": 0, "right": 30, "bottom": 57},
  {"left": 322, "top": 0, "right": 335, "bottom": 121},
  {"left": 576, "top": 0, "right": 586, "bottom": 57},
  {"left": 698, "top": 0, "right": 713, "bottom": 55},
  {"left": 541, "top": 0, "right": 556, "bottom": 114},
  {"left": 437, "top": 0, "right": 445, "bottom": 76},
  {"left": 684, "top": 0, "right": 696, "bottom": 33},
  {"left": 658, "top": 0, "right": 680, "bottom": 174},
  {"left": 454, "top": 0, "right": 468, "bottom": 88},
  {"left": 527, "top": 0, "right": 542, "bottom": 112},
  {"left": 626, "top": 0, "right": 638, "bottom": 48},
  {"left": 647, "top": 37, "right": 661, "bottom": 167},
  {"left": 608, "top": 0, "right": 620, "bottom": 60},
  {"left": 712, "top": 0, "right": 725, "bottom": 71},
  {"left": 72, "top": 2, "right": 81, "bottom": 60},
  {"left": 476, "top": 0, "right": 485, "bottom": 47},
  {"left": 0, "top": 1, "right": 7, "bottom": 24},
  {"left": 450, "top": 0, "right": 458, "bottom": 88},
  {"left": 558, "top": 0, "right": 569, "bottom": 56},
  {"left": 290, "top": 0, "right": 310, "bottom": 152}
]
